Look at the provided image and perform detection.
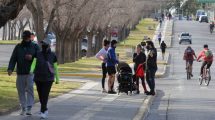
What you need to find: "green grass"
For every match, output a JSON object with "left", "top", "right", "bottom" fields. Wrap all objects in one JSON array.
[
  {"left": 0, "top": 73, "right": 82, "bottom": 113},
  {"left": 116, "top": 18, "right": 158, "bottom": 62},
  {"left": 58, "top": 57, "right": 101, "bottom": 73},
  {"left": 0, "top": 40, "right": 21, "bottom": 45}
]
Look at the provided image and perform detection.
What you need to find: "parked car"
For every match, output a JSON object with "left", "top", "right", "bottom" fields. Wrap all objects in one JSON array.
[
  {"left": 199, "top": 15, "right": 208, "bottom": 23},
  {"left": 179, "top": 32, "right": 192, "bottom": 44}
]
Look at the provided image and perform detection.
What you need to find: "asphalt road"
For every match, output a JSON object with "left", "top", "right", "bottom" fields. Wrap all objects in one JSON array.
[
  {"left": 146, "top": 20, "right": 215, "bottom": 120},
  {"left": 0, "top": 45, "right": 15, "bottom": 67}
]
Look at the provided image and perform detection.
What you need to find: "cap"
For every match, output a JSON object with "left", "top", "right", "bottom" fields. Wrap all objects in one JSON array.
[
  {"left": 41, "top": 38, "right": 51, "bottom": 46},
  {"left": 22, "top": 30, "right": 31, "bottom": 38}
]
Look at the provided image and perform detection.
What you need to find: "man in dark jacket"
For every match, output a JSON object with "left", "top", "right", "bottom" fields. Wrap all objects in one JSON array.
[
  {"left": 7, "top": 30, "right": 40, "bottom": 115},
  {"left": 146, "top": 41, "right": 157, "bottom": 96}
]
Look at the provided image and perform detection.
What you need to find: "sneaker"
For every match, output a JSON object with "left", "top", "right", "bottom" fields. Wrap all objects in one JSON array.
[
  {"left": 136, "top": 90, "right": 140, "bottom": 94},
  {"left": 20, "top": 108, "right": 26, "bottom": 115},
  {"left": 102, "top": 89, "right": 107, "bottom": 93},
  {"left": 26, "top": 109, "right": 32, "bottom": 116},
  {"left": 40, "top": 112, "right": 47, "bottom": 119},
  {"left": 148, "top": 91, "right": 156, "bottom": 96},
  {"left": 144, "top": 91, "right": 150, "bottom": 95},
  {"left": 190, "top": 74, "right": 193, "bottom": 77},
  {"left": 44, "top": 110, "right": 48, "bottom": 116},
  {"left": 108, "top": 90, "right": 117, "bottom": 94}
]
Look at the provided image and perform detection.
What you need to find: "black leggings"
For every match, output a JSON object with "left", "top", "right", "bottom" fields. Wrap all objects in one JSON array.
[
  {"left": 102, "top": 63, "right": 107, "bottom": 89},
  {"left": 201, "top": 61, "right": 212, "bottom": 75},
  {"left": 35, "top": 81, "right": 53, "bottom": 113}
]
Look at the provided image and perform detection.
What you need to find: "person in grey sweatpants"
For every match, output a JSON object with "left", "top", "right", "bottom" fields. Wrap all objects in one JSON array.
[{"left": 7, "top": 30, "right": 40, "bottom": 115}]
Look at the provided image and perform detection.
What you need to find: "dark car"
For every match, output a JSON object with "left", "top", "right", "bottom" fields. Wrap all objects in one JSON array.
[{"left": 199, "top": 16, "right": 208, "bottom": 23}]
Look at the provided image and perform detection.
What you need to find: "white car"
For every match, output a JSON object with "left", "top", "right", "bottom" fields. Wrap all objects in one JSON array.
[{"left": 179, "top": 32, "right": 192, "bottom": 44}]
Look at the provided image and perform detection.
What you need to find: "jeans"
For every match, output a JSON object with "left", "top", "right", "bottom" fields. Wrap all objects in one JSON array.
[
  {"left": 16, "top": 74, "right": 34, "bottom": 109},
  {"left": 146, "top": 69, "right": 157, "bottom": 93},
  {"left": 35, "top": 81, "right": 53, "bottom": 113}
]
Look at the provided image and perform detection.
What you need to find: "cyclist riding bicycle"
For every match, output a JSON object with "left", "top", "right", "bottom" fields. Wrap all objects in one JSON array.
[
  {"left": 210, "top": 22, "right": 215, "bottom": 32},
  {"left": 183, "top": 46, "right": 197, "bottom": 77},
  {"left": 197, "top": 44, "right": 213, "bottom": 77}
]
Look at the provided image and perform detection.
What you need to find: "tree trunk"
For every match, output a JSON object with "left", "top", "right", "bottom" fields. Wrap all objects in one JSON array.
[
  {"left": 8, "top": 21, "right": 11, "bottom": 40},
  {"left": 86, "top": 32, "right": 93, "bottom": 57},
  {"left": 26, "top": 0, "right": 45, "bottom": 42}
]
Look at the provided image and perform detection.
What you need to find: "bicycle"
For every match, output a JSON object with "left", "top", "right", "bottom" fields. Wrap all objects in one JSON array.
[
  {"left": 210, "top": 27, "right": 213, "bottom": 34},
  {"left": 186, "top": 62, "right": 192, "bottom": 80},
  {"left": 198, "top": 61, "right": 211, "bottom": 86}
]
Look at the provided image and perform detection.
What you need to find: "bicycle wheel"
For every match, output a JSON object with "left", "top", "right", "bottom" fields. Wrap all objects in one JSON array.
[
  {"left": 187, "top": 72, "right": 191, "bottom": 80},
  {"left": 186, "top": 65, "right": 191, "bottom": 80},
  {"left": 205, "top": 70, "right": 211, "bottom": 86}
]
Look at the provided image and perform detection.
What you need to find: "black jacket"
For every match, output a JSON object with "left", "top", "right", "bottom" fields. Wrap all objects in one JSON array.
[
  {"left": 34, "top": 50, "right": 57, "bottom": 82},
  {"left": 133, "top": 52, "right": 146, "bottom": 71},
  {"left": 147, "top": 48, "right": 157, "bottom": 70},
  {"left": 8, "top": 41, "right": 40, "bottom": 75}
]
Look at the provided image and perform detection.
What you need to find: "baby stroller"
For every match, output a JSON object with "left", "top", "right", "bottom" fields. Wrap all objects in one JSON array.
[{"left": 117, "top": 62, "right": 136, "bottom": 95}]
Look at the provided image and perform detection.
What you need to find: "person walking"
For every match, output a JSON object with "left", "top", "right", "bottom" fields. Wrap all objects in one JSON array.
[
  {"left": 158, "top": 32, "right": 162, "bottom": 45},
  {"left": 159, "top": 19, "right": 162, "bottom": 28},
  {"left": 133, "top": 44, "right": 149, "bottom": 94},
  {"left": 160, "top": 41, "right": 167, "bottom": 60},
  {"left": 106, "top": 40, "right": 119, "bottom": 94},
  {"left": 30, "top": 38, "right": 59, "bottom": 119},
  {"left": 7, "top": 30, "right": 40, "bottom": 115},
  {"left": 146, "top": 41, "right": 157, "bottom": 96},
  {"left": 96, "top": 40, "right": 110, "bottom": 93}
]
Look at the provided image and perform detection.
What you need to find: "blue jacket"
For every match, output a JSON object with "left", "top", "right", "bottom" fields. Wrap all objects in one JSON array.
[{"left": 106, "top": 47, "right": 119, "bottom": 67}]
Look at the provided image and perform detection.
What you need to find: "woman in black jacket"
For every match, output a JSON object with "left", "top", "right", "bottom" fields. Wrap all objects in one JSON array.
[
  {"left": 133, "top": 44, "right": 149, "bottom": 94},
  {"left": 30, "top": 38, "right": 59, "bottom": 119}
]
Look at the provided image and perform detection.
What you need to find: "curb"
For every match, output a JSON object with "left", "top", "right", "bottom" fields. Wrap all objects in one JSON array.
[{"left": 133, "top": 94, "right": 156, "bottom": 120}]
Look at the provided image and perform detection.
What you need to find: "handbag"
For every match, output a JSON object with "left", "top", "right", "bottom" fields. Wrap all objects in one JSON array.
[{"left": 136, "top": 64, "right": 144, "bottom": 78}]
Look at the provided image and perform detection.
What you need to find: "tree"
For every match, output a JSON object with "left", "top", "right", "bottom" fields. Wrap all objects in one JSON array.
[{"left": 0, "top": 0, "right": 27, "bottom": 27}]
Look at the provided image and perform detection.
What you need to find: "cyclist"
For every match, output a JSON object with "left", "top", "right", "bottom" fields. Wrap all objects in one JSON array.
[
  {"left": 183, "top": 46, "right": 197, "bottom": 77},
  {"left": 210, "top": 21, "right": 214, "bottom": 33},
  {"left": 197, "top": 44, "right": 213, "bottom": 77}
]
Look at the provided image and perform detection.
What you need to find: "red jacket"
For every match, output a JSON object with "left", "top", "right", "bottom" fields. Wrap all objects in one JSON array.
[{"left": 197, "top": 48, "right": 213, "bottom": 62}]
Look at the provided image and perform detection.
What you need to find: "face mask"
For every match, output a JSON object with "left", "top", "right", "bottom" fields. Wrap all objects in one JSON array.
[
  {"left": 42, "top": 44, "right": 49, "bottom": 52},
  {"left": 22, "top": 40, "right": 31, "bottom": 46}
]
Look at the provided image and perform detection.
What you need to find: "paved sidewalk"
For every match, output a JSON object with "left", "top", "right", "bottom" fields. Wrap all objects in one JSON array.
[
  {"left": 0, "top": 79, "right": 151, "bottom": 120},
  {"left": 153, "top": 20, "right": 173, "bottom": 49}
]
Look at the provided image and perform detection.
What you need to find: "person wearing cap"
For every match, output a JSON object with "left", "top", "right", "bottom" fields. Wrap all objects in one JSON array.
[
  {"left": 106, "top": 40, "right": 119, "bottom": 94},
  {"left": 7, "top": 30, "right": 40, "bottom": 115},
  {"left": 30, "top": 37, "right": 59, "bottom": 119}
]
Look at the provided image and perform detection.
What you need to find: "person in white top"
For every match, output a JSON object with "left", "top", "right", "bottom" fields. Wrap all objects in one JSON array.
[{"left": 96, "top": 40, "right": 110, "bottom": 93}]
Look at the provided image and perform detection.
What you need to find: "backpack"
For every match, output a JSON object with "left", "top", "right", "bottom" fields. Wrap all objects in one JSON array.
[
  {"left": 185, "top": 48, "right": 193, "bottom": 59},
  {"left": 204, "top": 50, "right": 213, "bottom": 58}
]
